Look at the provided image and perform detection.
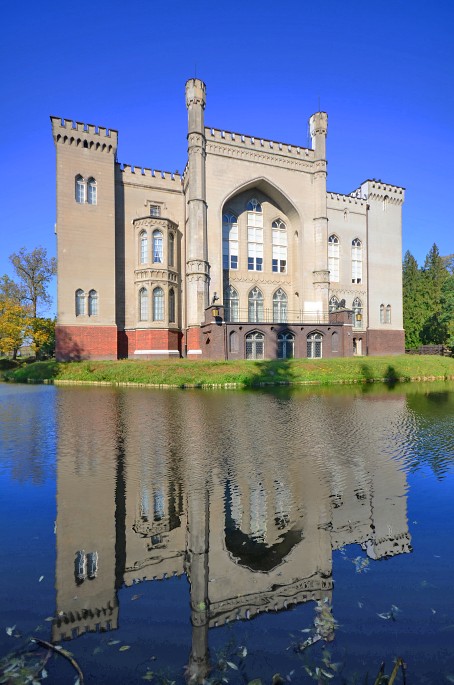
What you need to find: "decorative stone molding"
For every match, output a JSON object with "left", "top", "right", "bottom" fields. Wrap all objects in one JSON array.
[{"left": 205, "top": 141, "right": 313, "bottom": 171}]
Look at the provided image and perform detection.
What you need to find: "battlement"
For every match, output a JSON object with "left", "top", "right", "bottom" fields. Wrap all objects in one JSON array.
[
  {"left": 51, "top": 602, "right": 119, "bottom": 642},
  {"left": 327, "top": 191, "right": 367, "bottom": 208},
  {"left": 205, "top": 126, "right": 314, "bottom": 163},
  {"left": 50, "top": 116, "right": 118, "bottom": 153},
  {"left": 117, "top": 162, "right": 183, "bottom": 189},
  {"left": 351, "top": 179, "right": 405, "bottom": 205}
]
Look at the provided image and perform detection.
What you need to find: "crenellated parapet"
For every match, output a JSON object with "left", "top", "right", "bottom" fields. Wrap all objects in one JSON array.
[
  {"left": 205, "top": 126, "right": 314, "bottom": 169},
  {"left": 51, "top": 601, "right": 119, "bottom": 642},
  {"left": 351, "top": 179, "right": 405, "bottom": 205},
  {"left": 50, "top": 116, "right": 117, "bottom": 154},
  {"left": 118, "top": 163, "right": 183, "bottom": 189},
  {"left": 327, "top": 192, "right": 367, "bottom": 207}
]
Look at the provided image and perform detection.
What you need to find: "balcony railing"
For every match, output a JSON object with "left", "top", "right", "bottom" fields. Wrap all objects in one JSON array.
[{"left": 223, "top": 308, "right": 331, "bottom": 325}]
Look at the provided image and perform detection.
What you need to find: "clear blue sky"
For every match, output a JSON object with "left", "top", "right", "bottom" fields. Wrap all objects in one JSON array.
[{"left": 1, "top": 0, "right": 453, "bottom": 314}]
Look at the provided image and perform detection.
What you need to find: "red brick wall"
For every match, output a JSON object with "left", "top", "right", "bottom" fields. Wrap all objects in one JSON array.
[
  {"left": 367, "top": 329, "right": 405, "bottom": 356},
  {"left": 186, "top": 327, "right": 201, "bottom": 353},
  {"left": 56, "top": 325, "right": 118, "bottom": 361}
]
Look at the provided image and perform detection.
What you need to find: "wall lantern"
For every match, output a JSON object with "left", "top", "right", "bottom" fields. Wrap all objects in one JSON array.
[
  {"left": 212, "top": 307, "right": 220, "bottom": 318},
  {"left": 356, "top": 313, "right": 362, "bottom": 322}
]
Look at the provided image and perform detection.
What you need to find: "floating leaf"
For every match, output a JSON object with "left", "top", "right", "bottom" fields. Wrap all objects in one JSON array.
[
  {"left": 39, "top": 576, "right": 44, "bottom": 582},
  {"left": 41, "top": 668, "right": 48, "bottom": 678},
  {"left": 93, "top": 646, "right": 102, "bottom": 655},
  {"left": 131, "top": 594, "right": 142, "bottom": 601},
  {"left": 6, "top": 625, "right": 16, "bottom": 636},
  {"left": 108, "top": 639, "right": 120, "bottom": 645},
  {"left": 142, "top": 672, "right": 154, "bottom": 681},
  {"left": 119, "top": 645, "right": 131, "bottom": 651},
  {"left": 44, "top": 616, "right": 54, "bottom": 622},
  {"left": 226, "top": 661, "right": 238, "bottom": 670}
]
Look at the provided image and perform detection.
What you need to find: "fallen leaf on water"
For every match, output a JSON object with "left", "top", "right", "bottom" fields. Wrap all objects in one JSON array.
[
  {"left": 6, "top": 625, "right": 16, "bottom": 636},
  {"left": 108, "top": 639, "right": 120, "bottom": 645},
  {"left": 226, "top": 661, "right": 238, "bottom": 670},
  {"left": 44, "top": 617, "right": 54, "bottom": 622},
  {"left": 41, "top": 668, "right": 48, "bottom": 679},
  {"left": 39, "top": 576, "right": 44, "bottom": 583},
  {"left": 119, "top": 645, "right": 130, "bottom": 651},
  {"left": 358, "top": 602, "right": 364, "bottom": 609},
  {"left": 431, "top": 608, "right": 437, "bottom": 614},
  {"left": 131, "top": 594, "right": 142, "bottom": 601},
  {"left": 247, "top": 680, "right": 263, "bottom": 685},
  {"left": 93, "top": 647, "right": 102, "bottom": 655}
]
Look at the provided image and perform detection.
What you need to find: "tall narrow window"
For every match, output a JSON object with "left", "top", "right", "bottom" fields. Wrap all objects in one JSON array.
[
  {"left": 169, "top": 288, "right": 175, "bottom": 323},
  {"left": 352, "top": 238, "right": 362, "bottom": 283},
  {"left": 140, "top": 231, "right": 148, "bottom": 265},
  {"left": 75, "top": 175, "right": 85, "bottom": 203},
  {"left": 247, "top": 199, "right": 263, "bottom": 271},
  {"left": 248, "top": 287, "right": 264, "bottom": 323},
  {"left": 307, "top": 332, "right": 322, "bottom": 358},
  {"left": 168, "top": 233, "right": 175, "bottom": 267},
  {"left": 87, "top": 178, "right": 97, "bottom": 205},
  {"left": 88, "top": 289, "right": 98, "bottom": 316},
  {"left": 272, "top": 219, "right": 287, "bottom": 273},
  {"left": 153, "top": 287, "right": 164, "bottom": 321},
  {"left": 277, "top": 331, "right": 294, "bottom": 359},
  {"left": 224, "top": 285, "right": 239, "bottom": 323},
  {"left": 328, "top": 235, "right": 340, "bottom": 282},
  {"left": 352, "top": 297, "right": 363, "bottom": 329},
  {"left": 380, "top": 304, "right": 385, "bottom": 323},
  {"left": 273, "top": 288, "right": 288, "bottom": 323},
  {"left": 222, "top": 213, "right": 238, "bottom": 270},
  {"left": 331, "top": 331, "right": 339, "bottom": 352},
  {"left": 139, "top": 288, "right": 148, "bottom": 321},
  {"left": 329, "top": 295, "right": 339, "bottom": 312},
  {"left": 386, "top": 304, "right": 391, "bottom": 324},
  {"left": 75, "top": 289, "right": 85, "bottom": 316},
  {"left": 153, "top": 230, "right": 163, "bottom": 263},
  {"left": 245, "top": 331, "right": 265, "bottom": 360}
]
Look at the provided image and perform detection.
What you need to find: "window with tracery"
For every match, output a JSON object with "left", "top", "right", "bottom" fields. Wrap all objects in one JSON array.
[
  {"left": 153, "top": 230, "right": 163, "bottom": 263},
  {"left": 153, "top": 287, "right": 164, "bottom": 321},
  {"left": 272, "top": 219, "right": 287, "bottom": 273},
  {"left": 248, "top": 287, "right": 264, "bottom": 323},
  {"left": 88, "top": 289, "right": 98, "bottom": 316},
  {"left": 352, "top": 238, "right": 362, "bottom": 283},
  {"left": 307, "top": 332, "right": 322, "bottom": 358},
  {"left": 328, "top": 235, "right": 340, "bottom": 282},
  {"left": 75, "top": 289, "right": 85, "bottom": 316},
  {"left": 139, "top": 287, "right": 148, "bottom": 321},
  {"left": 222, "top": 213, "right": 238, "bottom": 270},
  {"left": 246, "top": 331, "right": 265, "bottom": 360},
  {"left": 277, "top": 331, "right": 294, "bottom": 359},
  {"left": 329, "top": 295, "right": 339, "bottom": 312},
  {"left": 224, "top": 285, "right": 239, "bottom": 322},
  {"left": 75, "top": 175, "right": 85, "bottom": 203},
  {"left": 273, "top": 288, "right": 288, "bottom": 323},
  {"left": 247, "top": 199, "right": 263, "bottom": 271},
  {"left": 87, "top": 178, "right": 97, "bottom": 205}
]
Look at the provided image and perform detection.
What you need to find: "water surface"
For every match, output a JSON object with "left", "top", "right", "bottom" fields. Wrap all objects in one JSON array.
[{"left": 1, "top": 382, "right": 454, "bottom": 684}]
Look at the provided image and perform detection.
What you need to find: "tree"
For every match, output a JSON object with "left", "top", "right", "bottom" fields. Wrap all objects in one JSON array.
[
  {"left": 0, "top": 274, "right": 26, "bottom": 305},
  {"left": 440, "top": 275, "right": 454, "bottom": 349},
  {"left": 0, "top": 297, "right": 31, "bottom": 358},
  {"left": 402, "top": 251, "right": 426, "bottom": 348},
  {"left": 420, "top": 244, "right": 449, "bottom": 344},
  {"left": 31, "top": 317, "right": 56, "bottom": 359},
  {"left": 9, "top": 247, "right": 56, "bottom": 318}
]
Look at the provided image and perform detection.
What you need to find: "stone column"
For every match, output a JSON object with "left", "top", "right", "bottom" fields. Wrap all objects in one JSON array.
[
  {"left": 309, "top": 112, "right": 330, "bottom": 315},
  {"left": 185, "top": 79, "right": 210, "bottom": 354}
]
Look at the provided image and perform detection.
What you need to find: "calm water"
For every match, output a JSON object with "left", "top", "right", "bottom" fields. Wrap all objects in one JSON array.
[{"left": 1, "top": 382, "right": 454, "bottom": 684}]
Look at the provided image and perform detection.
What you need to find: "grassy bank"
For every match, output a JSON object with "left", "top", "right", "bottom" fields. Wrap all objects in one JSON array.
[{"left": 2, "top": 355, "right": 454, "bottom": 388}]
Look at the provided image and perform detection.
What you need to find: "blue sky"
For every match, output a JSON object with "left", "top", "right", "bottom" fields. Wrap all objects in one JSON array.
[{"left": 1, "top": 0, "right": 453, "bottom": 314}]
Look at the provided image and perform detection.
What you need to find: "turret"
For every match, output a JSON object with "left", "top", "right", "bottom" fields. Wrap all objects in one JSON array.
[
  {"left": 309, "top": 111, "right": 328, "bottom": 160},
  {"left": 309, "top": 112, "right": 329, "bottom": 308},
  {"left": 185, "top": 79, "right": 209, "bottom": 355}
]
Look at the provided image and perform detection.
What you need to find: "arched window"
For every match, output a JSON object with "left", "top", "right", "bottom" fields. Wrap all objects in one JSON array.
[
  {"left": 386, "top": 304, "right": 391, "bottom": 324},
  {"left": 139, "top": 287, "right": 148, "bottom": 321},
  {"left": 352, "top": 238, "right": 362, "bottom": 283},
  {"left": 87, "top": 178, "right": 97, "bottom": 205},
  {"left": 75, "top": 175, "right": 85, "bottom": 203},
  {"left": 245, "top": 331, "right": 265, "bottom": 360},
  {"left": 169, "top": 288, "right": 175, "bottom": 323},
  {"left": 328, "top": 235, "right": 340, "bottom": 282},
  {"left": 352, "top": 297, "right": 363, "bottom": 329},
  {"left": 168, "top": 233, "right": 175, "bottom": 267},
  {"left": 307, "top": 332, "right": 322, "bottom": 358},
  {"left": 229, "top": 331, "right": 239, "bottom": 353},
  {"left": 380, "top": 303, "right": 385, "bottom": 323},
  {"left": 152, "top": 230, "right": 163, "bottom": 263},
  {"left": 331, "top": 331, "right": 339, "bottom": 352},
  {"left": 248, "top": 287, "right": 264, "bottom": 323},
  {"left": 383, "top": 195, "right": 389, "bottom": 211},
  {"left": 277, "top": 331, "right": 294, "bottom": 359},
  {"left": 272, "top": 219, "right": 287, "bottom": 273},
  {"left": 88, "top": 289, "right": 98, "bottom": 316},
  {"left": 224, "top": 285, "right": 239, "bottom": 323},
  {"left": 273, "top": 288, "right": 287, "bottom": 323},
  {"left": 247, "top": 198, "right": 263, "bottom": 271},
  {"left": 140, "top": 231, "right": 148, "bottom": 265},
  {"left": 329, "top": 295, "right": 339, "bottom": 312},
  {"left": 222, "top": 213, "right": 238, "bottom": 270},
  {"left": 153, "top": 287, "right": 164, "bottom": 321},
  {"left": 75, "top": 289, "right": 85, "bottom": 316}
]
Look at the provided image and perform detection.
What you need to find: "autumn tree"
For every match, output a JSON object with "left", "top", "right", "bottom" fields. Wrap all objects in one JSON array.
[
  {"left": 0, "top": 297, "right": 31, "bottom": 358},
  {"left": 9, "top": 247, "right": 56, "bottom": 318}
]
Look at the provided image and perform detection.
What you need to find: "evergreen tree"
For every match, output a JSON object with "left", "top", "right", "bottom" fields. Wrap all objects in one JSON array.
[
  {"left": 402, "top": 250, "right": 425, "bottom": 348},
  {"left": 440, "top": 275, "right": 454, "bottom": 348},
  {"left": 420, "top": 244, "right": 449, "bottom": 344}
]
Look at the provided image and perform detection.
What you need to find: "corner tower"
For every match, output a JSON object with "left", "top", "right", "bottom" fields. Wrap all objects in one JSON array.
[
  {"left": 51, "top": 117, "right": 118, "bottom": 360},
  {"left": 185, "top": 79, "right": 209, "bottom": 356},
  {"left": 309, "top": 112, "right": 330, "bottom": 311}
]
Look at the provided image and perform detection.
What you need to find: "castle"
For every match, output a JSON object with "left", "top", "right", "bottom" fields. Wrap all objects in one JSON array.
[{"left": 51, "top": 78, "right": 405, "bottom": 361}]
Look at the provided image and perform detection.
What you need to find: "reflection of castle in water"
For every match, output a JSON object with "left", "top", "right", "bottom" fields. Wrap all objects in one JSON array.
[{"left": 52, "top": 388, "right": 411, "bottom": 672}]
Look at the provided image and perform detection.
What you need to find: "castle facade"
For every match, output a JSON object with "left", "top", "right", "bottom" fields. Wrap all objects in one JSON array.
[{"left": 51, "top": 79, "right": 405, "bottom": 361}]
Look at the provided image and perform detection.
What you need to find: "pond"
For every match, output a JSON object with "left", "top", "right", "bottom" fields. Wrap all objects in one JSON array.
[{"left": 0, "top": 382, "right": 454, "bottom": 684}]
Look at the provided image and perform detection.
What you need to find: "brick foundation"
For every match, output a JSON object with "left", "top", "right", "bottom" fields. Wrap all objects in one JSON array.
[
  {"left": 56, "top": 325, "right": 118, "bottom": 361},
  {"left": 126, "top": 328, "right": 182, "bottom": 359},
  {"left": 367, "top": 329, "right": 405, "bottom": 356},
  {"left": 186, "top": 327, "right": 202, "bottom": 357}
]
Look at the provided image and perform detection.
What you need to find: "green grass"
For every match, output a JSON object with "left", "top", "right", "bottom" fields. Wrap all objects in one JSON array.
[{"left": 2, "top": 355, "right": 454, "bottom": 388}]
